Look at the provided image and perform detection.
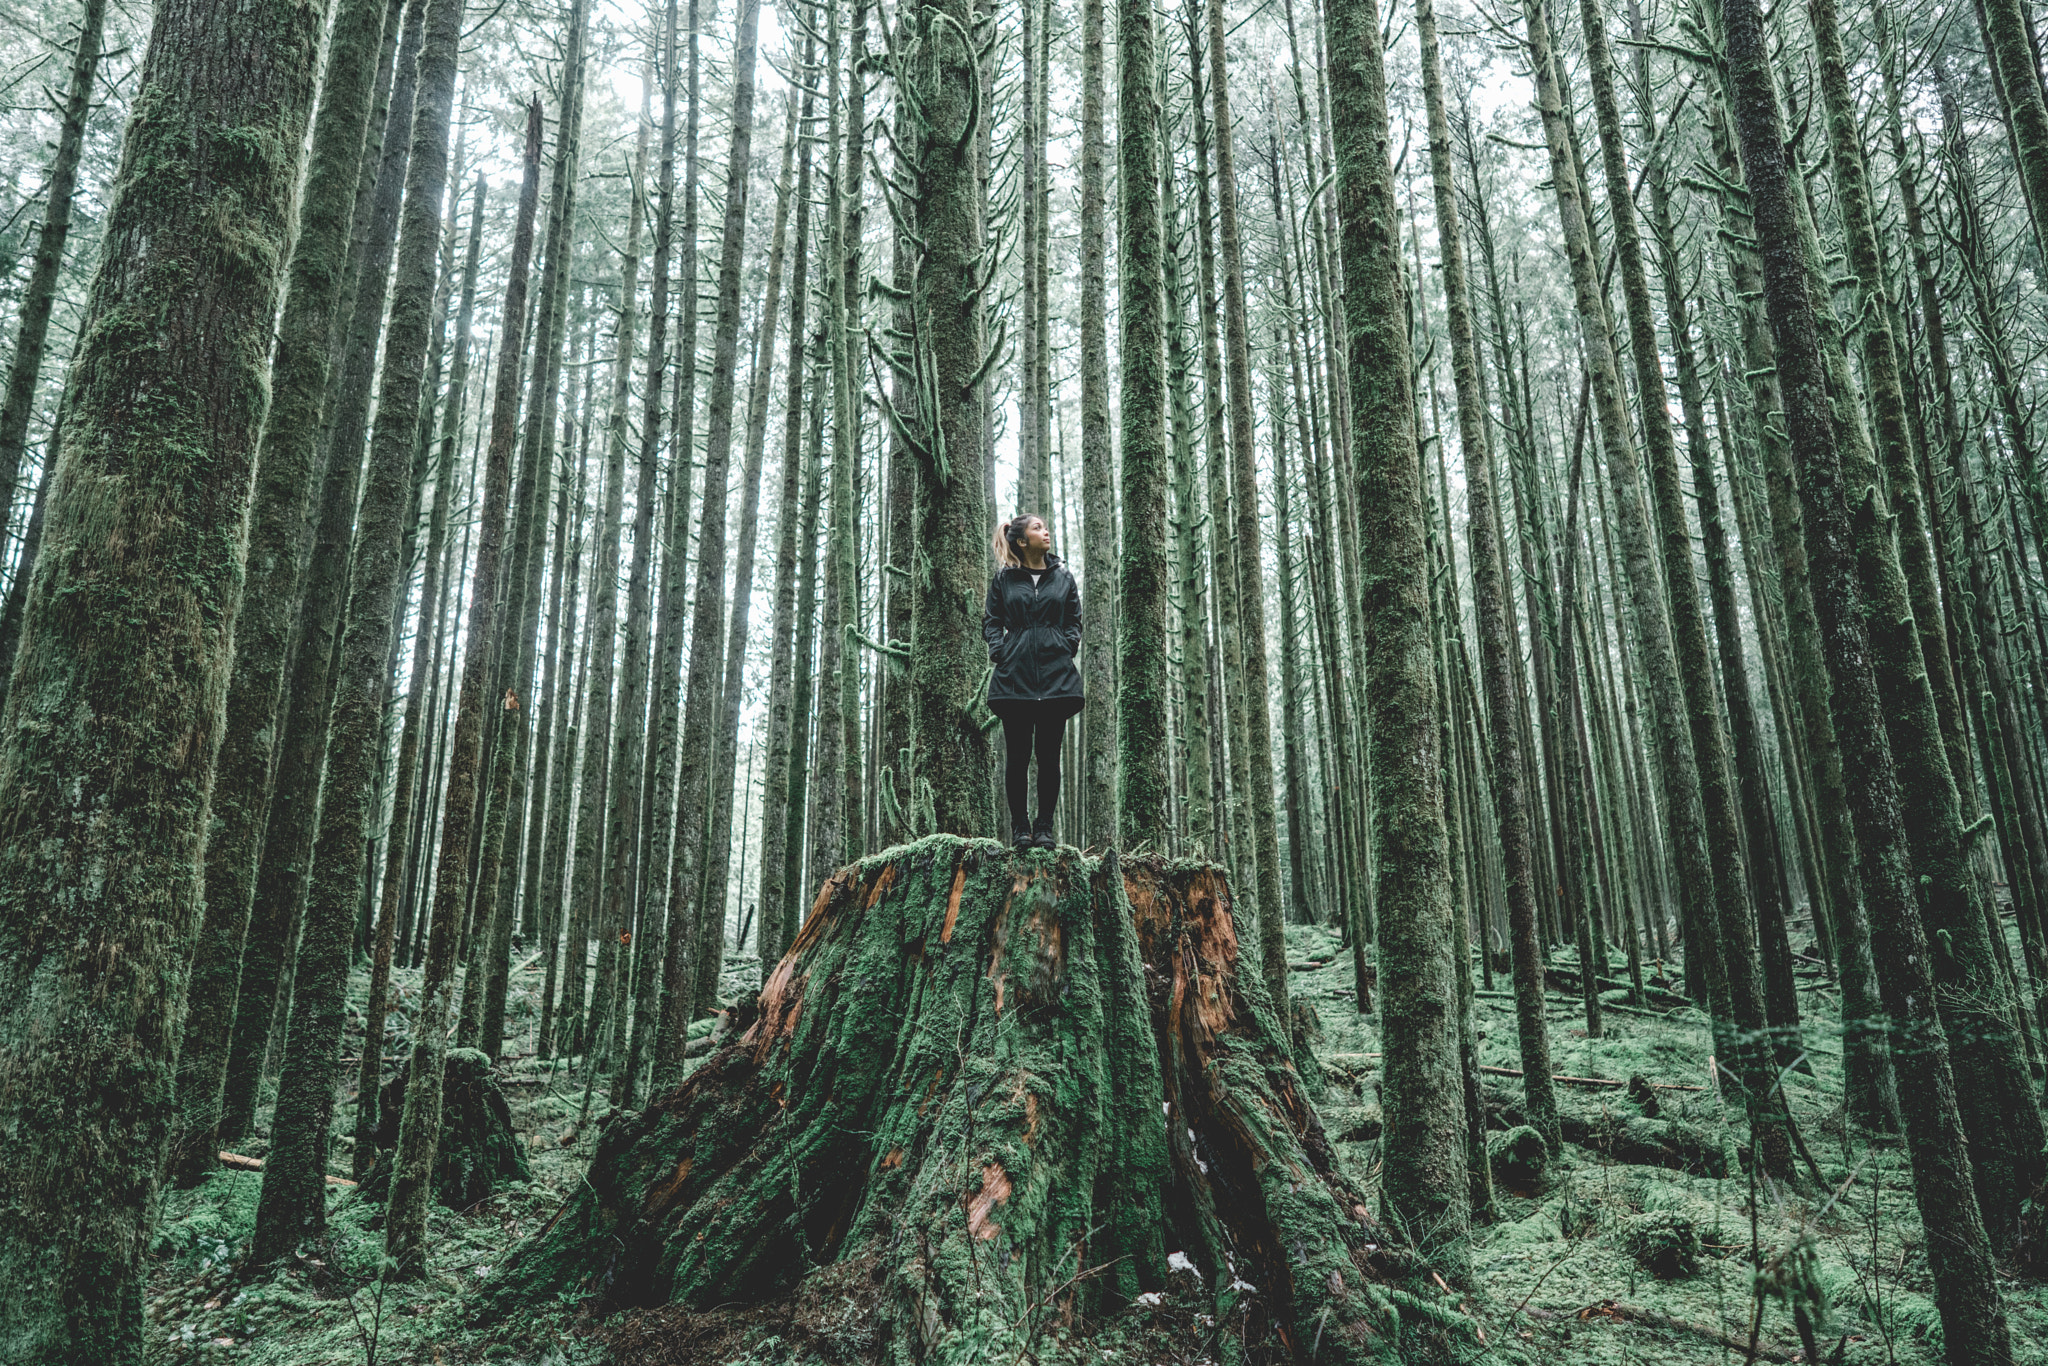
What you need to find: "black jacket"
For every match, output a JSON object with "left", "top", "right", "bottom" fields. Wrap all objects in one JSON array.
[{"left": 982, "top": 554, "right": 1084, "bottom": 704}]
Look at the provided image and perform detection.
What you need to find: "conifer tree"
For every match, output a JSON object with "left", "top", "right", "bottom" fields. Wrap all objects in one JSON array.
[{"left": 0, "top": 0, "right": 329, "bottom": 1347}]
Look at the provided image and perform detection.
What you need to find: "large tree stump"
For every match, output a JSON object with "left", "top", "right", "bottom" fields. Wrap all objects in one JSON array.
[{"left": 483, "top": 837, "right": 1461, "bottom": 1362}]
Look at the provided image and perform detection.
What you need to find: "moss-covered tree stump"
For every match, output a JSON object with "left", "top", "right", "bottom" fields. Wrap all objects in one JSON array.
[
  {"left": 483, "top": 836, "right": 1462, "bottom": 1362},
  {"left": 360, "top": 1047, "right": 529, "bottom": 1209}
]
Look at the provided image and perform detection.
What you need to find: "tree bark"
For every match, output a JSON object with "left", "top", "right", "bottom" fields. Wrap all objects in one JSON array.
[
  {"left": 1416, "top": 0, "right": 1558, "bottom": 1158},
  {"left": 1716, "top": 0, "right": 2014, "bottom": 1354},
  {"left": 165, "top": 0, "right": 390, "bottom": 1184},
  {"left": 1116, "top": 0, "right": 1168, "bottom": 850},
  {"left": 0, "top": 0, "right": 327, "bottom": 1346},
  {"left": 1330, "top": 0, "right": 1470, "bottom": 1260},
  {"left": 251, "top": 0, "right": 460, "bottom": 1257},
  {"left": 382, "top": 90, "right": 548, "bottom": 1282},
  {"left": 655, "top": 0, "right": 766, "bottom": 1085},
  {"left": 1205, "top": 0, "right": 1284, "bottom": 1014}
]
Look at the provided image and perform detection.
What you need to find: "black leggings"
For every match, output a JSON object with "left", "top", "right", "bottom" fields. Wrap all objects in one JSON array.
[{"left": 995, "top": 701, "right": 1074, "bottom": 829}]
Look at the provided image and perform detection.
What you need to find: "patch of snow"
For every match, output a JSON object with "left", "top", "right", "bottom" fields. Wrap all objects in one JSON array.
[{"left": 1167, "top": 1250, "right": 1202, "bottom": 1280}]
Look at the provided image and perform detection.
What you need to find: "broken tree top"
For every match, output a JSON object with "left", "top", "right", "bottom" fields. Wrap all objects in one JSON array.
[{"left": 481, "top": 835, "right": 1477, "bottom": 1362}]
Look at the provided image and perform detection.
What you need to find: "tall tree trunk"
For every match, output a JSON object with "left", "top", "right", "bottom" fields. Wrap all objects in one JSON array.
[
  {"left": 1116, "top": 0, "right": 1167, "bottom": 848},
  {"left": 697, "top": 10, "right": 781, "bottom": 1009},
  {"left": 1183, "top": 0, "right": 1250, "bottom": 893},
  {"left": 637, "top": 0, "right": 703, "bottom": 1005},
  {"left": 165, "top": 0, "right": 391, "bottom": 1184},
  {"left": 1574, "top": 0, "right": 1795, "bottom": 1170},
  {"left": 1718, "top": 0, "right": 2015, "bottom": 1353},
  {"left": 1162, "top": 128, "right": 1212, "bottom": 856},
  {"left": 0, "top": 0, "right": 327, "bottom": 1345},
  {"left": 217, "top": 0, "right": 428, "bottom": 1146},
  {"left": 611, "top": 38, "right": 679, "bottom": 1105},
  {"left": 555, "top": 124, "right": 649, "bottom": 1066},
  {"left": 757, "top": 40, "right": 817, "bottom": 968},
  {"left": 901, "top": 0, "right": 995, "bottom": 837},
  {"left": 534, "top": 427, "right": 593, "bottom": 1059},
  {"left": 1205, "top": 0, "right": 1283, "bottom": 1012},
  {"left": 655, "top": 0, "right": 766, "bottom": 1085},
  {"left": 1808, "top": 0, "right": 2046, "bottom": 1245},
  {"left": 383, "top": 90, "right": 548, "bottom": 1282},
  {"left": 808, "top": 0, "right": 854, "bottom": 889},
  {"left": 1697, "top": 84, "right": 1895, "bottom": 1130},
  {"left": 251, "top": 0, "right": 459, "bottom": 1257},
  {"left": 1415, "top": 0, "right": 1558, "bottom": 1156},
  {"left": 490, "top": 11, "right": 589, "bottom": 1055},
  {"left": 1330, "top": 0, "right": 1469, "bottom": 1259},
  {"left": 1077, "top": 0, "right": 1115, "bottom": 846},
  {"left": 1523, "top": 0, "right": 1736, "bottom": 1139},
  {"left": 358, "top": 168, "right": 486, "bottom": 1178}
]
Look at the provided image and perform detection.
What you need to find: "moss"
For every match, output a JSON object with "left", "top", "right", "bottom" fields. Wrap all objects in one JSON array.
[
  {"left": 1489, "top": 1126, "right": 1549, "bottom": 1189},
  {"left": 1617, "top": 1211, "right": 1700, "bottom": 1278}
]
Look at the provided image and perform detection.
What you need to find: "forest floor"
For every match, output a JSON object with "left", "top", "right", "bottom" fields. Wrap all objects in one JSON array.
[{"left": 143, "top": 914, "right": 2048, "bottom": 1365}]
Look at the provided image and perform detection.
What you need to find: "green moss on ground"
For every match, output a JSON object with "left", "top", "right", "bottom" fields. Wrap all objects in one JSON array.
[{"left": 141, "top": 896, "right": 2048, "bottom": 1364}]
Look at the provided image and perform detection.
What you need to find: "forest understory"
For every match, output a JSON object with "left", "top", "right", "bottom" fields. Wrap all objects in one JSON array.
[{"left": 139, "top": 864, "right": 2048, "bottom": 1366}]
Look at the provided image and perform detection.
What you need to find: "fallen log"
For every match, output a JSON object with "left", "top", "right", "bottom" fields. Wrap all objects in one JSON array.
[
  {"left": 1478, "top": 1064, "right": 1704, "bottom": 1092},
  {"left": 1565, "top": 1299, "right": 1799, "bottom": 1362},
  {"left": 218, "top": 1151, "right": 356, "bottom": 1188}
]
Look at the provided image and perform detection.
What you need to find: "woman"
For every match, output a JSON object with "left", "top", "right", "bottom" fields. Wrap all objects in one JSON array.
[{"left": 982, "top": 513, "right": 1083, "bottom": 850}]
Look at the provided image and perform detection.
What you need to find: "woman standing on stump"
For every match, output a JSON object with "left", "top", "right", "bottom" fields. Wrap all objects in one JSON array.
[{"left": 983, "top": 514, "right": 1083, "bottom": 850}]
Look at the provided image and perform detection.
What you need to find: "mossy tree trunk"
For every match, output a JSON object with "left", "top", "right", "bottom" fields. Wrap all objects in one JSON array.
[
  {"left": 898, "top": 0, "right": 995, "bottom": 838},
  {"left": 251, "top": 0, "right": 460, "bottom": 1257},
  {"left": 360, "top": 166, "right": 487, "bottom": 1178},
  {"left": 548, "top": 115, "right": 647, "bottom": 1062},
  {"left": 1078, "top": 0, "right": 1115, "bottom": 847},
  {"left": 1574, "top": 0, "right": 1794, "bottom": 1174},
  {"left": 1414, "top": 0, "right": 1557, "bottom": 1160},
  {"left": 382, "top": 82, "right": 548, "bottom": 1284},
  {"left": 166, "top": 0, "right": 390, "bottom": 1185},
  {"left": 1161, "top": 134, "right": 1213, "bottom": 858},
  {"left": 0, "top": 0, "right": 328, "bottom": 1348},
  {"left": 756, "top": 35, "right": 818, "bottom": 968},
  {"left": 1807, "top": 0, "right": 2047, "bottom": 1249},
  {"left": 216, "top": 0, "right": 427, "bottom": 1148},
  {"left": 616, "top": 0, "right": 685, "bottom": 1105},
  {"left": 475, "top": 10, "right": 587, "bottom": 1060},
  {"left": 696, "top": 0, "right": 775, "bottom": 1011},
  {"left": 637, "top": 0, "right": 702, "bottom": 1035},
  {"left": 1204, "top": 0, "right": 1284, "bottom": 1012},
  {"left": 1115, "top": 0, "right": 1168, "bottom": 850},
  {"left": 1717, "top": 0, "right": 2014, "bottom": 1354},
  {"left": 655, "top": 0, "right": 766, "bottom": 1082},
  {"left": 1695, "top": 87, "right": 1896, "bottom": 1133},
  {"left": 1329, "top": 0, "right": 1469, "bottom": 1262},
  {"left": 486, "top": 841, "right": 1458, "bottom": 1363}
]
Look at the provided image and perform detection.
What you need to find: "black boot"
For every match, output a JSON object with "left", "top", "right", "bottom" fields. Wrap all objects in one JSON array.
[
  {"left": 1012, "top": 821, "right": 1034, "bottom": 851},
  {"left": 1031, "top": 815, "right": 1056, "bottom": 850}
]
